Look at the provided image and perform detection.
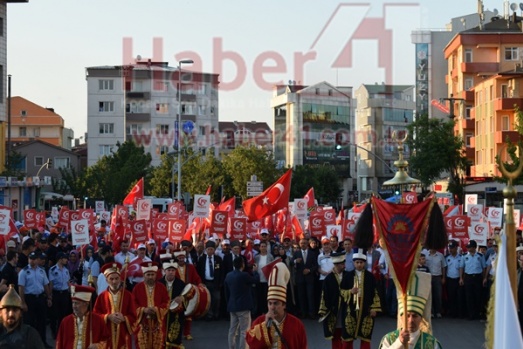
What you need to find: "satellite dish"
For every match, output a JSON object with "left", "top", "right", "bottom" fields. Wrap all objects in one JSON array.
[
  {"left": 136, "top": 55, "right": 142, "bottom": 62},
  {"left": 493, "top": 8, "right": 499, "bottom": 15},
  {"left": 510, "top": 2, "right": 517, "bottom": 11},
  {"left": 520, "top": 3, "right": 523, "bottom": 11}
]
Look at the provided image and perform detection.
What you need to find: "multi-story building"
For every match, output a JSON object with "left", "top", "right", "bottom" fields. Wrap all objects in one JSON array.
[
  {"left": 7, "top": 96, "right": 72, "bottom": 148},
  {"left": 271, "top": 82, "right": 354, "bottom": 202},
  {"left": 354, "top": 84, "right": 415, "bottom": 199},
  {"left": 411, "top": 10, "right": 495, "bottom": 120},
  {"left": 443, "top": 10, "right": 523, "bottom": 190},
  {"left": 86, "top": 61, "right": 220, "bottom": 166},
  {"left": 218, "top": 121, "right": 272, "bottom": 156}
]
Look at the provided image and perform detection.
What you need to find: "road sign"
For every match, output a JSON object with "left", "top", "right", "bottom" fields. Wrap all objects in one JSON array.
[{"left": 247, "top": 180, "right": 263, "bottom": 197}]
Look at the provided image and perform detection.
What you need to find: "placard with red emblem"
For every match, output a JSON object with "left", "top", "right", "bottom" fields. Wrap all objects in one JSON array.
[
  {"left": 444, "top": 215, "right": 469, "bottom": 238},
  {"left": 294, "top": 199, "right": 308, "bottom": 220},
  {"left": 322, "top": 208, "right": 336, "bottom": 226},
  {"left": 130, "top": 219, "right": 147, "bottom": 245},
  {"left": 229, "top": 217, "right": 247, "bottom": 240},
  {"left": 342, "top": 218, "right": 355, "bottom": 240},
  {"left": 71, "top": 219, "right": 90, "bottom": 245},
  {"left": 58, "top": 207, "right": 70, "bottom": 229},
  {"left": 468, "top": 222, "right": 488, "bottom": 246},
  {"left": 309, "top": 212, "right": 324, "bottom": 238},
  {"left": 136, "top": 199, "right": 152, "bottom": 221},
  {"left": 211, "top": 210, "right": 228, "bottom": 236},
  {"left": 152, "top": 219, "right": 169, "bottom": 242},
  {"left": 0, "top": 208, "right": 11, "bottom": 235},
  {"left": 169, "top": 219, "right": 187, "bottom": 243},
  {"left": 23, "top": 209, "right": 37, "bottom": 229},
  {"left": 402, "top": 192, "right": 418, "bottom": 204},
  {"left": 194, "top": 195, "right": 211, "bottom": 218}
]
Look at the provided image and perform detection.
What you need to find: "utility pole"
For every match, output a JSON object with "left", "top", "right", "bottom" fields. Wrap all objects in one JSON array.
[{"left": 440, "top": 93, "right": 464, "bottom": 119}]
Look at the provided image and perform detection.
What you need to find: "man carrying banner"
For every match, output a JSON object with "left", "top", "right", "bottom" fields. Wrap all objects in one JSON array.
[
  {"left": 378, "top": 272, "right": 442, "bottom": 349},
  {"left": 246, "top": 262, "right": 307, "bottom": 348},
  {"left": 93, "top": 262, "right": 136, "bottom": 349}
]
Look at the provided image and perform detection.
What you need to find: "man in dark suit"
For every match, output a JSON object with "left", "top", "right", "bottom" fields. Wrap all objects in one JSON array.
[
  {"left": 224, "top": 256, "right": 259, "bottom": 349},
  {"left": 292, "top": 238, "right": 318, "bottom": 319},
  {"left": 222, "top": 240, "right": 248, "bottom": 276},
  {"left": 197, "top": 240, "right": 224, "bottom": 320}
]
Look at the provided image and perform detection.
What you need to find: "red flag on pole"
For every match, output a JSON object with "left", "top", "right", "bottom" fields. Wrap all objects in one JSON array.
[
  {"left": 123, "top": 178, "right": 144, "bottom": 205},
  {"left": 304, "top": 187, "right": 316, "bottom": 210},
  {"left": 243, "top": 170, "right": 292, "bottom": 222},
  {"left": 205, "top": 185, "right": 212, "bottom": 196}
]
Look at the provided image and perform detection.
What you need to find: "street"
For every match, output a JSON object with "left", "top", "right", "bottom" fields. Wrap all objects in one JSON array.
[{"left": 186, "top": 315, "right": 486, "bottom": 348}]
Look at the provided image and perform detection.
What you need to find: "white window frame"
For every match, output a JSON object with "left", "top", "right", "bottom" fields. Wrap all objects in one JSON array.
[
  {"left": 156, "top": 103, "right": 169, "bottom": 114},
  {"left": 34, "top": 156, "right": 44, "bottom": 166},
  {"left": 464, "top": 49, "right": 473, "bottom": 63},
  {"left": 99, "top": 123, "right": 114, "bottom": 134},
  {"left": 99, "top": 101, "right": 114, "bottom": 112},
  {"left": 19, "top": 127, "right": 26, "bottom": 137},
  {"left": 99, "top": 145, "right": 112, "bottom": 156},
  {"left": 126, "top": 124, "right": 143, "bottom": 135},
  {"left": 505, "top": 47, "right": 519, "bottom": 61},
  {"left": 99, "top": 79, "right": 114, "bottom": 90},
  {"left": 33, "top": 127, "right": 40, "bottom": 137},
  {"left": 156, "top": 124, "right": 169, "bottom": 135},
  {"left": 502, "top": 115, "right": 510, "bottom": 131},
  {"left": 54, "top": 157, "right": 70, "bottom": 169},
  {"left": 464, "top": 78, "right": 474, "bottom": 90}
]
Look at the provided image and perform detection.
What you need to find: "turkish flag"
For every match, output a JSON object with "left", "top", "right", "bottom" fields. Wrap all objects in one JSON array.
[
  {"left": 217, "top": 197, "right": 236, "bottom": 217},
  {"left": 303, "top": 187, "right": 316, "bottom": 210},
  {"left": 205, "top": 185, "right": 212, "bottom": 195},
  {"left": 123, "top": 177, "right": 144, "bottom": 206},
  {"left": 243, "top": 240, "right": 255, "bottom": 266},
  {"left": 291, "top": 215, "right": 304, "bottom": 240},
  {"left": 242, "top": 169, "right": 292, "bottom": 221}
]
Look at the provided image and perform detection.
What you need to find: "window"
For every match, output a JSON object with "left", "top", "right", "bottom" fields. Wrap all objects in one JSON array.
[
  {"left": 198, "top": 105, "right": 206, "bottom": 115},
  {"left": 465, "top": 133, "right": 473, "bottom": 147},
  {"left": 21, "top": 110, "right": 27, "bottom": 117},
  {"left": 502, "top": 85, "right": 508, "bottom": 98},
  {"left": 502, "top": 115, "right": 510, "bottom": 131},
  {"left": 465, "top": 107, "right": 471, "bottom": 119},
  {"left": 33, "top": 127, "right": 40, "bottom": 137},
  {"left": 505, "top": 47, "right": 519, "bottom": 61},
  {"left": 99, "top": 145, "right": 112, "bottom": 156},
  {"left": 132, "top": 81, "right": 143, "bottom": 92},
  {"left": 34, "top": 157, "right": 44, "bottom": 166},
  {"left": 315, "top": 88, "right": 320, "bottom": 95},
  {"left": 99, "top": 123, "right": 114, "bottom": 134},
  {"left": 156, "top": 124, "right": 169, "bottom": 135},
  {"left": 210, "top": 106, "right": 215, "bottom": 115},
  {"left": 156, "top": 103, "right": 169, "bottom": 114},
  {"left": 54, "top": 157, "right": 70, "bottom": 169},
  {"left": 464, "top": 78, "right": 473, "bottom": 90},
  {"left": 98, "top": 79, "right": 114, "bottom": 90},
  {"left": 99, "top": 101, "right": 114, "bottom": 112},
  {"left": 159, "top": 146, "right": 169, "bottom": 155},
  {"left": 19, "top": 127, "right": 26, "bottom": 137},
  {"left": 154, "top": 80, "right": 168, "bottom": 92},
  {"left": 328, "top": 89, "right": 333, "bottom": 96},
  {"left": 126, "top": 124, "right": 143, "bottom": 135},
  {"left": 464, "top": 49, "right": 473, "bottom": 63}
]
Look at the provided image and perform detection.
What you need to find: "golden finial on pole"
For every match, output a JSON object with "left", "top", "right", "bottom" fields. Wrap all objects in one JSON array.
[{"left": 498, "top": 144, "right": 523, "bottom": 304}]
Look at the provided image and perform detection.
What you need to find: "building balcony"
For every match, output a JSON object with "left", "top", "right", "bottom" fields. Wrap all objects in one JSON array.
[
  {"left": 494, "top": 130, "right": 521, "bottom": 144},
  {"left": 470, "top": 137, "right": 475, "bottom": 148},
  {"left": 126, "top": 113, "right": 151, "bottom": 122},
  {"left": 460, "top": 118, "right": 475, "bottom": 130},
  {"left": 465, "top": 146, "right": 475, "bottom": 159},
  {"left": 126, "top": 91, "right": 151, "bottom": 99},
  {"left": 459, "top": 90, "right": 474, "bottom": 102},
  {"left": 494, "top": 97, "right": 523, "bottom": 110},
  {"left": 461, "top": 62, "right": 499, "bottom": 73},
  {"left": 176, "top": 93, "right": 197, "bottom": 102}
]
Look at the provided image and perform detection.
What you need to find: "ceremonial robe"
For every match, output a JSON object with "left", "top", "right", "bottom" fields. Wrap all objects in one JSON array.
[
  {"left": 319, "top": 270, "right": 352, "bottom": 340},
  {"left": 175, "top": 263, "right": 201, "bottom": 337},
  {"left": 56, "top": 311, "right": 110, "bottom": 349},
  {"left": 132, "top": 281, "right": 170, "bottom": 349},
  {"left": 93, "top": 288, "right": 136, "bottom": 349},
  {"left": 246, "top": 313, "right": 308, "bottom": 349},
  {"left": 379, "top": 329, "right": 442, "bottom": 349},
  {"left": 345, "top": 269, "right": 381, "bottom": 342},
  {"left": 159, "top": 276, "right": 186, "bottom": 348}
]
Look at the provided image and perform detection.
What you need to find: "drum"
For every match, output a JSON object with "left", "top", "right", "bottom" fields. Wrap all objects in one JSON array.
[
  {"left": 184, "top": 284, "right": 211, "bottom": 319},
  {"left": 169, "top": 299, "right": 183, "bottom": 312},
  {"left": 181, "top": 283, "right": 196, "bottom": 300}
]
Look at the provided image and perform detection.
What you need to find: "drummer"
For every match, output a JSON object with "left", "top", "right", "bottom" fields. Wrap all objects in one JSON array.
[{"left": 159, "top": 252, "right": 186, "bottom": 348}]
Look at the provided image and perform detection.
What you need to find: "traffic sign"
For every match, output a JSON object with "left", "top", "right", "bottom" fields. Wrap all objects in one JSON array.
[{"left": 247, "top": 180, "right": 263, "bottom": 197}]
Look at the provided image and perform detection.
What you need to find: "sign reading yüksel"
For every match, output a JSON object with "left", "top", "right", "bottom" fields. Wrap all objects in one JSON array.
[
  {"left": 71, "top": 219, "right": 90, "bottom": 245},
  {"left": 193, "top": 195, "right": 211, "bottom": 218}
]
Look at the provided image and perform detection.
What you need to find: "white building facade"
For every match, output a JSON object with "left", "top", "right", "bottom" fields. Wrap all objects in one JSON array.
[{"left": 86, "top": 62, "right": 219, "bottom": 166}]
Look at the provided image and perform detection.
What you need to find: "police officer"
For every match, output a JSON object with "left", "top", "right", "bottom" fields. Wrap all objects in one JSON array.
[
  {"left": 48, "top": 252, "right": 71, "bottom": 339},
  {"left": 459, "top": 240, "right": 486, "bottom": 321},
  {"left": 445, "top": 240, "right": 462, "bottom": 318},
  {"left": 18, "top": 251, "right": 53, "bottom": 348}
]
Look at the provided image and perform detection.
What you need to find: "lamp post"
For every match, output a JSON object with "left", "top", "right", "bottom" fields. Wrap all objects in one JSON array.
[{"left": 177, "top": 60, "right": 194, "bottom": 200}]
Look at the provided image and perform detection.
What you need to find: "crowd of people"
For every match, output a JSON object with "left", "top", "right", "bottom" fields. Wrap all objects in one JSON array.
[{"left": 0, "top": 216, "right": 516, "bottom": 348}]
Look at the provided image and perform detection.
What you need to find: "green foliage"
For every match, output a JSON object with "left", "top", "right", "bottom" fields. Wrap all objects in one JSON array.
[
  {"left": 57, "top": 166, "right": 86, "bottom": 197},
  {"left": 183, "top": 148, "right": 226, "bottom": 202},
  {"left": 149, "top": 153, "right": 175, "bottom": 198},
  {"left": 290, "top": 164, "right": 341, "bottom": 204},
  {"left": 406, "top": 114, "right": 469, "bottom": 202},
  {"left": 1, "top": 151, "right": 26, "bottom": 178},
  {"left": 83, "top": 141, "right": 152, "bottom": 205},
  {"left": 221, "top": 146, "right": 280, "bottom": 199}
]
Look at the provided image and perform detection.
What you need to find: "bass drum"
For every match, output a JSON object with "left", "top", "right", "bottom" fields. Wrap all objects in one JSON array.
[{"left": 184, "top": 283, "right": 211, "bottom": 319}]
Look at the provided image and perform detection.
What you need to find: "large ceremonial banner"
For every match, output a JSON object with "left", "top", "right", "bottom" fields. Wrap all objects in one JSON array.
[{"left": 373, "top": 197, "right": 433, "bottom": 294}]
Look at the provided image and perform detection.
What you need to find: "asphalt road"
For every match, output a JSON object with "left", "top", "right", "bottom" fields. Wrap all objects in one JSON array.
[{"left": 185, "top": 315, "right": 486, "bottom": 349}]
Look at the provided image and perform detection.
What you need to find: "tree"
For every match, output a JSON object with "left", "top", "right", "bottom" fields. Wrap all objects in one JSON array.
[
  {"left": 183, "top": 149, "right": 226, "bottom": 202},
  {"left": 406, "top": 115, "right": 469, "bottom": 203},
  {"left": 83, "top": 141, "right": 152, "bottom": 205},
  {"left": 290, "top": 164, "right": 341, "bottom": 204},
  {"left": 221, "top": 146, "right": 280, "bottom": 199},
  {"left": 149, "top": 153, "right": 175, "bottom": 198}
]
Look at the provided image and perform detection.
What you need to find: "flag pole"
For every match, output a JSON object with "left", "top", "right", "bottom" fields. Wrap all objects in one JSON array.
[{"left": 498, "top": 145, "right": 523, "bottom": 304}]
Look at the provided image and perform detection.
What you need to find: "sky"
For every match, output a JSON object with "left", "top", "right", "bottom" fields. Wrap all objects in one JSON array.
[{"left": 6, "top": 0, "right": 509, "bottom": 138}]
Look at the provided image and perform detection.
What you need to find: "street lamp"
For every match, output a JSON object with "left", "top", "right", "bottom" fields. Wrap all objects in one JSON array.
[{"left": 177, "top": 59, "right": 194, "bottom": 200}]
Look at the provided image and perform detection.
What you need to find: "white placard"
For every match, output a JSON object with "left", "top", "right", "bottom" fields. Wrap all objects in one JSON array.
[
  {"left": 487, "top": 207, "right": 503, "bottom": 231},
  {"left": 71, "top": 219, "right": 90, "bottom": 245},
  {"left": 465, "top": 194, "right": 478, "bottom": 214},
  {"left": 51, "top": 207, "right": 59, "bottom": 221},
  {"left": 136, "top": 199, "right": 152, "bottom": 221},
  {"left": 193, "top": 195, "right": 211, "bottom": 218},
  {"left": 95, "top": 201, "right": 105, "bottom": 214},
  {"left": 100, "top": 211, "right": 111, "bottom": 223},
  {"left": 325, "top": 224, "right": 342, "bottom": 241},
  {"left": 0, "top": 209, "right": 10, "bottom": 235},
  {"left": 468, "top": 222, "right": 488, "bottom": 246},
  {"left": 467, "top": 204, "right": 483, "bottom": 223},
  {"left": 294, "top": 199, "right": 308, "bottom": 219}
]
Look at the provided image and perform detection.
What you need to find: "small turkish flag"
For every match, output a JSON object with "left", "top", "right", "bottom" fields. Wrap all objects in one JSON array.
[
  {"left": 123, "top": 178, "right": 144, "bottom": 206},
  {"left": 303, "top": 187, "right": 316, "bottom": 210},
  {"left": 243, "top": 169, "right": 292, "bottom": 222}
]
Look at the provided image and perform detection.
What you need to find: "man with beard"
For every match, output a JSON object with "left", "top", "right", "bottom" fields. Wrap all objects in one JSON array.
[
  {"left": 132, "top": 261, "right": 169, "bottom": 349},
  {"left": 56, "top": 285, "right": 109, "bottom": 349},
  {"left": 0, "top": 284, "right": 44, "bottom": 348},
  {"left": 93, "top": 262, "right": 136, "bottom": 349},
  {"left": 159, "top": 257, "right": 186, "bottom": 348}
]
